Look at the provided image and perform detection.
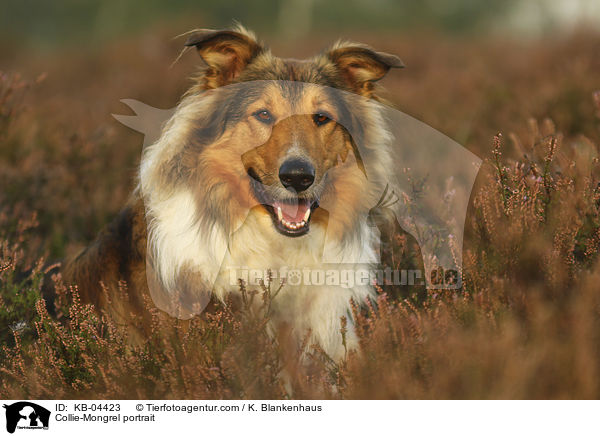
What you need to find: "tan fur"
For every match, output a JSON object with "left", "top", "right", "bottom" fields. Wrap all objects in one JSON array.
[{"left": 63, "top": 25, "right": 403, "bottom": 357}]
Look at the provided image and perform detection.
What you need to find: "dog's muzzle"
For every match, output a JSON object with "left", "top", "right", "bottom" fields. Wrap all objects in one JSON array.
[{"left": 247, "top": 159, "right": 320, "bottom": 237}]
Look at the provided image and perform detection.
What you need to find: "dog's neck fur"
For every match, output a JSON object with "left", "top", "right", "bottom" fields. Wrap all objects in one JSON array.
[{"left": 143, "top": 183, "right": 379, "bottom": 359}]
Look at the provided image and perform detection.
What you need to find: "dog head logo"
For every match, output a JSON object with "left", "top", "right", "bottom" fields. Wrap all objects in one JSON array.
[{"left": 3, "top": 402, "right": 50, "bottom": 433}]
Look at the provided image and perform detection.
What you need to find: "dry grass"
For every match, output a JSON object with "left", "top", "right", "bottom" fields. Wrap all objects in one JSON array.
[{"left": 1, "top": 28, "right": 599, "bottom": 399}]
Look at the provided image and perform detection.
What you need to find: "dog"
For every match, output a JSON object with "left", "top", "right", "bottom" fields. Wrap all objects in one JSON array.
[{"left": 62, "top": 25, "right": 403, "bottom": 360}]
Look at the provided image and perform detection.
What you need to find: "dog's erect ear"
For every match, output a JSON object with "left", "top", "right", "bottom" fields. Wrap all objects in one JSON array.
[
  {"left": 327, "top": 43, "right": 404, "bottom": 96},
  {"left": 184, "top": 27, "right": 263, "bottom": 88}
]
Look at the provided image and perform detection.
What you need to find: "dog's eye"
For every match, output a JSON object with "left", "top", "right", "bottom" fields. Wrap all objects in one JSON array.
[
  {"left": 313, "top": 113, "right": 332, "bottom": 126},
  {"left": 254, "top": 110, "right": 273, "bottom": 124}
]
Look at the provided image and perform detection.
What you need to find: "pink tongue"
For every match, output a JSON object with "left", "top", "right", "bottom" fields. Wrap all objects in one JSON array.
[{"left": 274, "top": 200, "right": 310, "bottom": 222}]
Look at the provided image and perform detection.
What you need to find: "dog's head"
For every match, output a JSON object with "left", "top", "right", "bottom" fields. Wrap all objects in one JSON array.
[
  {"left": 138, "top": 26, "right": 406, "bottom": 315},
  {"left": 144, "top": 26, "right": 402, "bottom": 243}
]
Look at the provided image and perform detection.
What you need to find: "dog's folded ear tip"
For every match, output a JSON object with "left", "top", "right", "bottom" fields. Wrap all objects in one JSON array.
[
  {"left": 182, "top": 27, "right": 262, "bottom": 88},
  {"left": 391, "top": 60, "right": 406, "bottom": 69},
  {"left": 183, "top": 27, "right": 259, "bottom": 48},
  {"left": 184, "top": 29, "right": 217, "bottom": 47},
  {"left": 375, "top": 52, "right": 405, "bottom": 69},
  {"left": 393, "top": 58, "right": 406, "bottom": 69}
]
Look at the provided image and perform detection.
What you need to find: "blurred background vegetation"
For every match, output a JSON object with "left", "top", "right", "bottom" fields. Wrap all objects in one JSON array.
[{"left": 2, "top": 0, "right": 600, "bottom": 54}]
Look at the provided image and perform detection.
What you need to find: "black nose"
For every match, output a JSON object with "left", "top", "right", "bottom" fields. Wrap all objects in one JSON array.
[{"left": 279, "top": 159, "right": 315, "bottom": 193}]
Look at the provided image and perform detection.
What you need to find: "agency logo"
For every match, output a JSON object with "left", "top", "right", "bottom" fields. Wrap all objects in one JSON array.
[{"left": 2, "top": 402, "right": 50, "bottom": 434}]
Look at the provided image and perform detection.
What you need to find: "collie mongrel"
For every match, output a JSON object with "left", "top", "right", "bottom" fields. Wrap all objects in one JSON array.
[{"left": 64, "top": 25, "right": 408, "bottom": 359}]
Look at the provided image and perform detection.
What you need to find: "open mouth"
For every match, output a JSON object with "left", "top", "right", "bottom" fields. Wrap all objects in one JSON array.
[{"left": 248, "top": 170, "right": 319, "bottom": 237}]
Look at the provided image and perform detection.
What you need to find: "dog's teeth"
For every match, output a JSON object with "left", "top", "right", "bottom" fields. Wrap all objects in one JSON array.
[
  {"left": 279, "top": 214, "right": 308, "bottom": 231},
  {"left": 276, "top": 204, "right": 312, "bottom": 231}
]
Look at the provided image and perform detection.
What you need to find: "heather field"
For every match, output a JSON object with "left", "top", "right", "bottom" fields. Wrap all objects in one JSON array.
[{"left": 1, "top": 21, "right": 600, "bottom": 399}]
